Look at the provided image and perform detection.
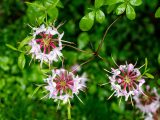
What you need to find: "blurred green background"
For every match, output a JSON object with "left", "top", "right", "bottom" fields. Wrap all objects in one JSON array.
[{"left": 0, "top": 0, "right": 160, "bottom": 120}]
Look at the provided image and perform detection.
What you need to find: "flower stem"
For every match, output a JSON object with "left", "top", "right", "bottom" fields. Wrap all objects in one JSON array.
[
  {"left": 96, "top": 16, "right": 122, "bottom": 53},
  {"left": 63, "top": 44, "right": 93, "bottom": 54},
  {"left": 67, "top": 100, "right": 71, "bottom": 119}
]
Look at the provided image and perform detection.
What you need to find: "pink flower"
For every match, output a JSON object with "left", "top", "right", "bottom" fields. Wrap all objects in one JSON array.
[
  {"left": 134, "top": 86, "right": 160, "bottom": 120},
  {"left": 108, "top": 63, "right": 145, "bottom": 101},
  {"left": 28, "top": 24, "right": 64, "bottom": 67},
  {"left": 44, "top": 68, "right": 87, "bottom": 103}
]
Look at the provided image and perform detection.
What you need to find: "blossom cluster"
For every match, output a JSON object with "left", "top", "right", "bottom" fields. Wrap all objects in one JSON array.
[
  {"left": 44, "top": 68, "right": 87, "bottom": 103},
  {"left": 134, "top": 86, "right": 160, "bottom": 120},
  {"left": 108, "top": 63, "right": 145, "bottom": 101},
  {"left": 27, "top": 24, "right": 87, "bottom": 104},
  {"left": 25, "top": 23, "right": 159, "bottom": 119},
  {"left": 107, "top": 62, "right": 160, "bottom": 120},
  {"left": 29, "top": 24, "right": 63, "bottom": 67}
]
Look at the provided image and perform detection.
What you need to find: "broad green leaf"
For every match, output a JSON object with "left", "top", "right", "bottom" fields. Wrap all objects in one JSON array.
[
  {"left": 104, "top": 0, "right": 124, "bottom": 5},
  {"left": 107, "top": 5, "right": 116, "bottom": 14},
  {"left": 145, "top": 73, "right": 154, "bottom": 79},
  {"left": 18, "top": 53, "right": 26, "bottom": 70},
  {"left": 95, "top": 0, "right": 104, "bottom": 8},
  {"left": 18, "top": 36, "right": 34, "bottom": 50},
  {"left": 130, "top": 0, "right": 142, "bottom": 6},
  {"left": 126, "top": 5, "right": 136, "bottom": 20},
  {"left": 27, "top": 2, "right": 45, "bottom": 24},
  {"left": 47, "top": 7, "right": 58, "bottom": 20},
  {"left": 6, "top": 44, "right": 18, "bottom": 51},
  {"left": 96, "top": 9, "right": 105, "bottom": 23},
  {"left": 78, "top": 32, "right": 90, "bottom": 49},
  {"left": 116, "top": 3, "right": 126, "bottom": 15},
  {"left": 79, "top": 11, "right": 95, "bottom": 31},
  {"left": 155, "top": 7, "right": 160, "bottom": 18}
]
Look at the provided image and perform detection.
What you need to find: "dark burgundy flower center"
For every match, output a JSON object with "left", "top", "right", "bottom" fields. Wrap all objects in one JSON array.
[
  {"left": 139, "top": 92, "right": 157, "bottom": 105},
  {"left": 36, "top": 32, "right": 59, "bottom": 54},
  {"left": 54, "top": 71, "right": 74, "bottom": 94},
  {"left": 116, "top": 68, "right": 139, "bottom": 92}
]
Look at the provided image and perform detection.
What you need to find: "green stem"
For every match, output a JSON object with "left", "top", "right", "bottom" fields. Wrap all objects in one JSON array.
[
  {"left": 96, "top": 15, "right": 122, "bottom": 53},
  {"left": 67, "top": 100, "right": 71, "bottom": 119}
]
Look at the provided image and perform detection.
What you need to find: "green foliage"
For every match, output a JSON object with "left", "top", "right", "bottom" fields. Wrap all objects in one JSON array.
[
  {"left": 145, "top": 73, "right": 154, "bottom": 79},
  {"left": 155, "top": 7, "right": 160, "bottom": 18},
  {"left": 26, "top": 0, "right": 62, "bottom": 25},
  {"left": 79, "top": 11, "right": 95, "bottom": 31},
  {"left": 116, "top": 3, "right": 126, "bottom": 15},
  {"left": 105, "top": 0, "right": 142, "bottom": 20},
  {"left": 6, "top": 44, "right": 18, "bottom": 51},
  {"left": 105, "top": 0, "right": 124, "bottom": 5},
  {"left": 18, "top": 53, "right": 26, "bottom": 70},
  {"left": 96, "top": 10, "right": 105, "bottom": 23},
  {"left": 78, "top": 32, "right": 90, "bottom": 49},
  {"left": 129, "top": 0, "right": 142, "bottom": 6},
  {"left": 94, "top": 0, "right": 104, "bottom": 8},
  {"left": 126, "top": 5, "right": 136, "bottom": 20},
  {"left": 18, "top": 36, "right": 33, "bottom": 50},
  {"left": 80, "top": 0, "right": 143, "bottom": 31},
  {"left": 0, "top": 0, "right": 160, "bottom": 119}
]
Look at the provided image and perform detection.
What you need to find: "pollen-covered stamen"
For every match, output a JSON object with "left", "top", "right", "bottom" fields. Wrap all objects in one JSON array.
[
  {"left": 109, "top": 63, "right": 145, "bottom": 101},
  {"left": 116, "top": 68, "right": 140, "bottom": 92},
  {"left": 36, "top": 32, "right": 59, "bottom": 54},
  {"left": 54, "top": 72, "right": 74, "bottom": 94}
]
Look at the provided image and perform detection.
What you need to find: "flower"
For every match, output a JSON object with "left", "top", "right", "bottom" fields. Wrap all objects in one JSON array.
[
  {"left": 108, "top": 63, "right": 145, "bottom": 101},
  {"left": 134, "top": 86, "right": 160, "bottom": 120},
  {"left": 28, "top": 24, "right": 64, "bottom": 67},
  {"left": 44, "top": 68, "right": 87, "bottom": 103}
]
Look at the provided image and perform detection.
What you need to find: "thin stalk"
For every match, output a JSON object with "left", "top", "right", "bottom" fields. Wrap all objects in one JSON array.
[
  {"left": 63, "top": 44, "right": 93, "bottom": 54},
  {"left": 71, "top": 57, "right": 94, "bottom": 72},
  {"left": 96, "top": 16, "right": 122, "bottom": 53},
  {"left": 67, "top": 100, "right": 71, "bottom": 119}
]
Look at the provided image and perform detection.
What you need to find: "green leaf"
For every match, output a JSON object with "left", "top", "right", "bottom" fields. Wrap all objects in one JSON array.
[
  {"left": 18, "top": 36, "right": 34, "bottom": 50},
  {"left": 26, "top": 2, "right": 45, "bottom": 11},
  {"left": 44, "top": 0, "right": 59, "bottom": 8},
  {"left": 47, "top": 7, "right": 58, "bottom": 20},
  {"left": 155, "top": 7, "right": 160, "bottom": 18},
  {"left": 96, "top": 9, "right": 105, "bottom": 23},
  {"left": 79, "top": 11, "right": 95, "bottom": 31},
  {"left": 104, "top": 0, "right": 124, "bottom": 5},
  {"left": 95, "top": 0, "right": 104, "bottom": 8},
  {"left": 27, "top": 2, "right": 45, "bottom": 24},
  {"left": 145, "top": 73, "right": 154, "bottom": 79},
  {"left": 57, "top": 0, "right": 64, "bottom": 8},
  {"left": 31, "top": 85, "right": 43, "bottom": 97},
  {"left": 37, "top": 14, "right": 46, "bottom": 25},
  {"left": 145, "top": 58, "right": 148, "bottom": 70},
  {"left": 107, "top": 5, "right": 116, "bottom": 14},
  {"left": 116, "top": 3, "right": 126, "bottom": 15},
  {"left": 78, "top": 32, "right": 90, "bottom": 49},
  {"left": 126, "top": 5, "right": 136, "bottom": 20},
  {"left": 129, "top": 0, "right": 142, "bottom": 6},
  {"left": 18, "top": 53, "right": 26, "bottom": 70},
  {"left": 6, "top": 44, "right": 18, "bottom": 51}
]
